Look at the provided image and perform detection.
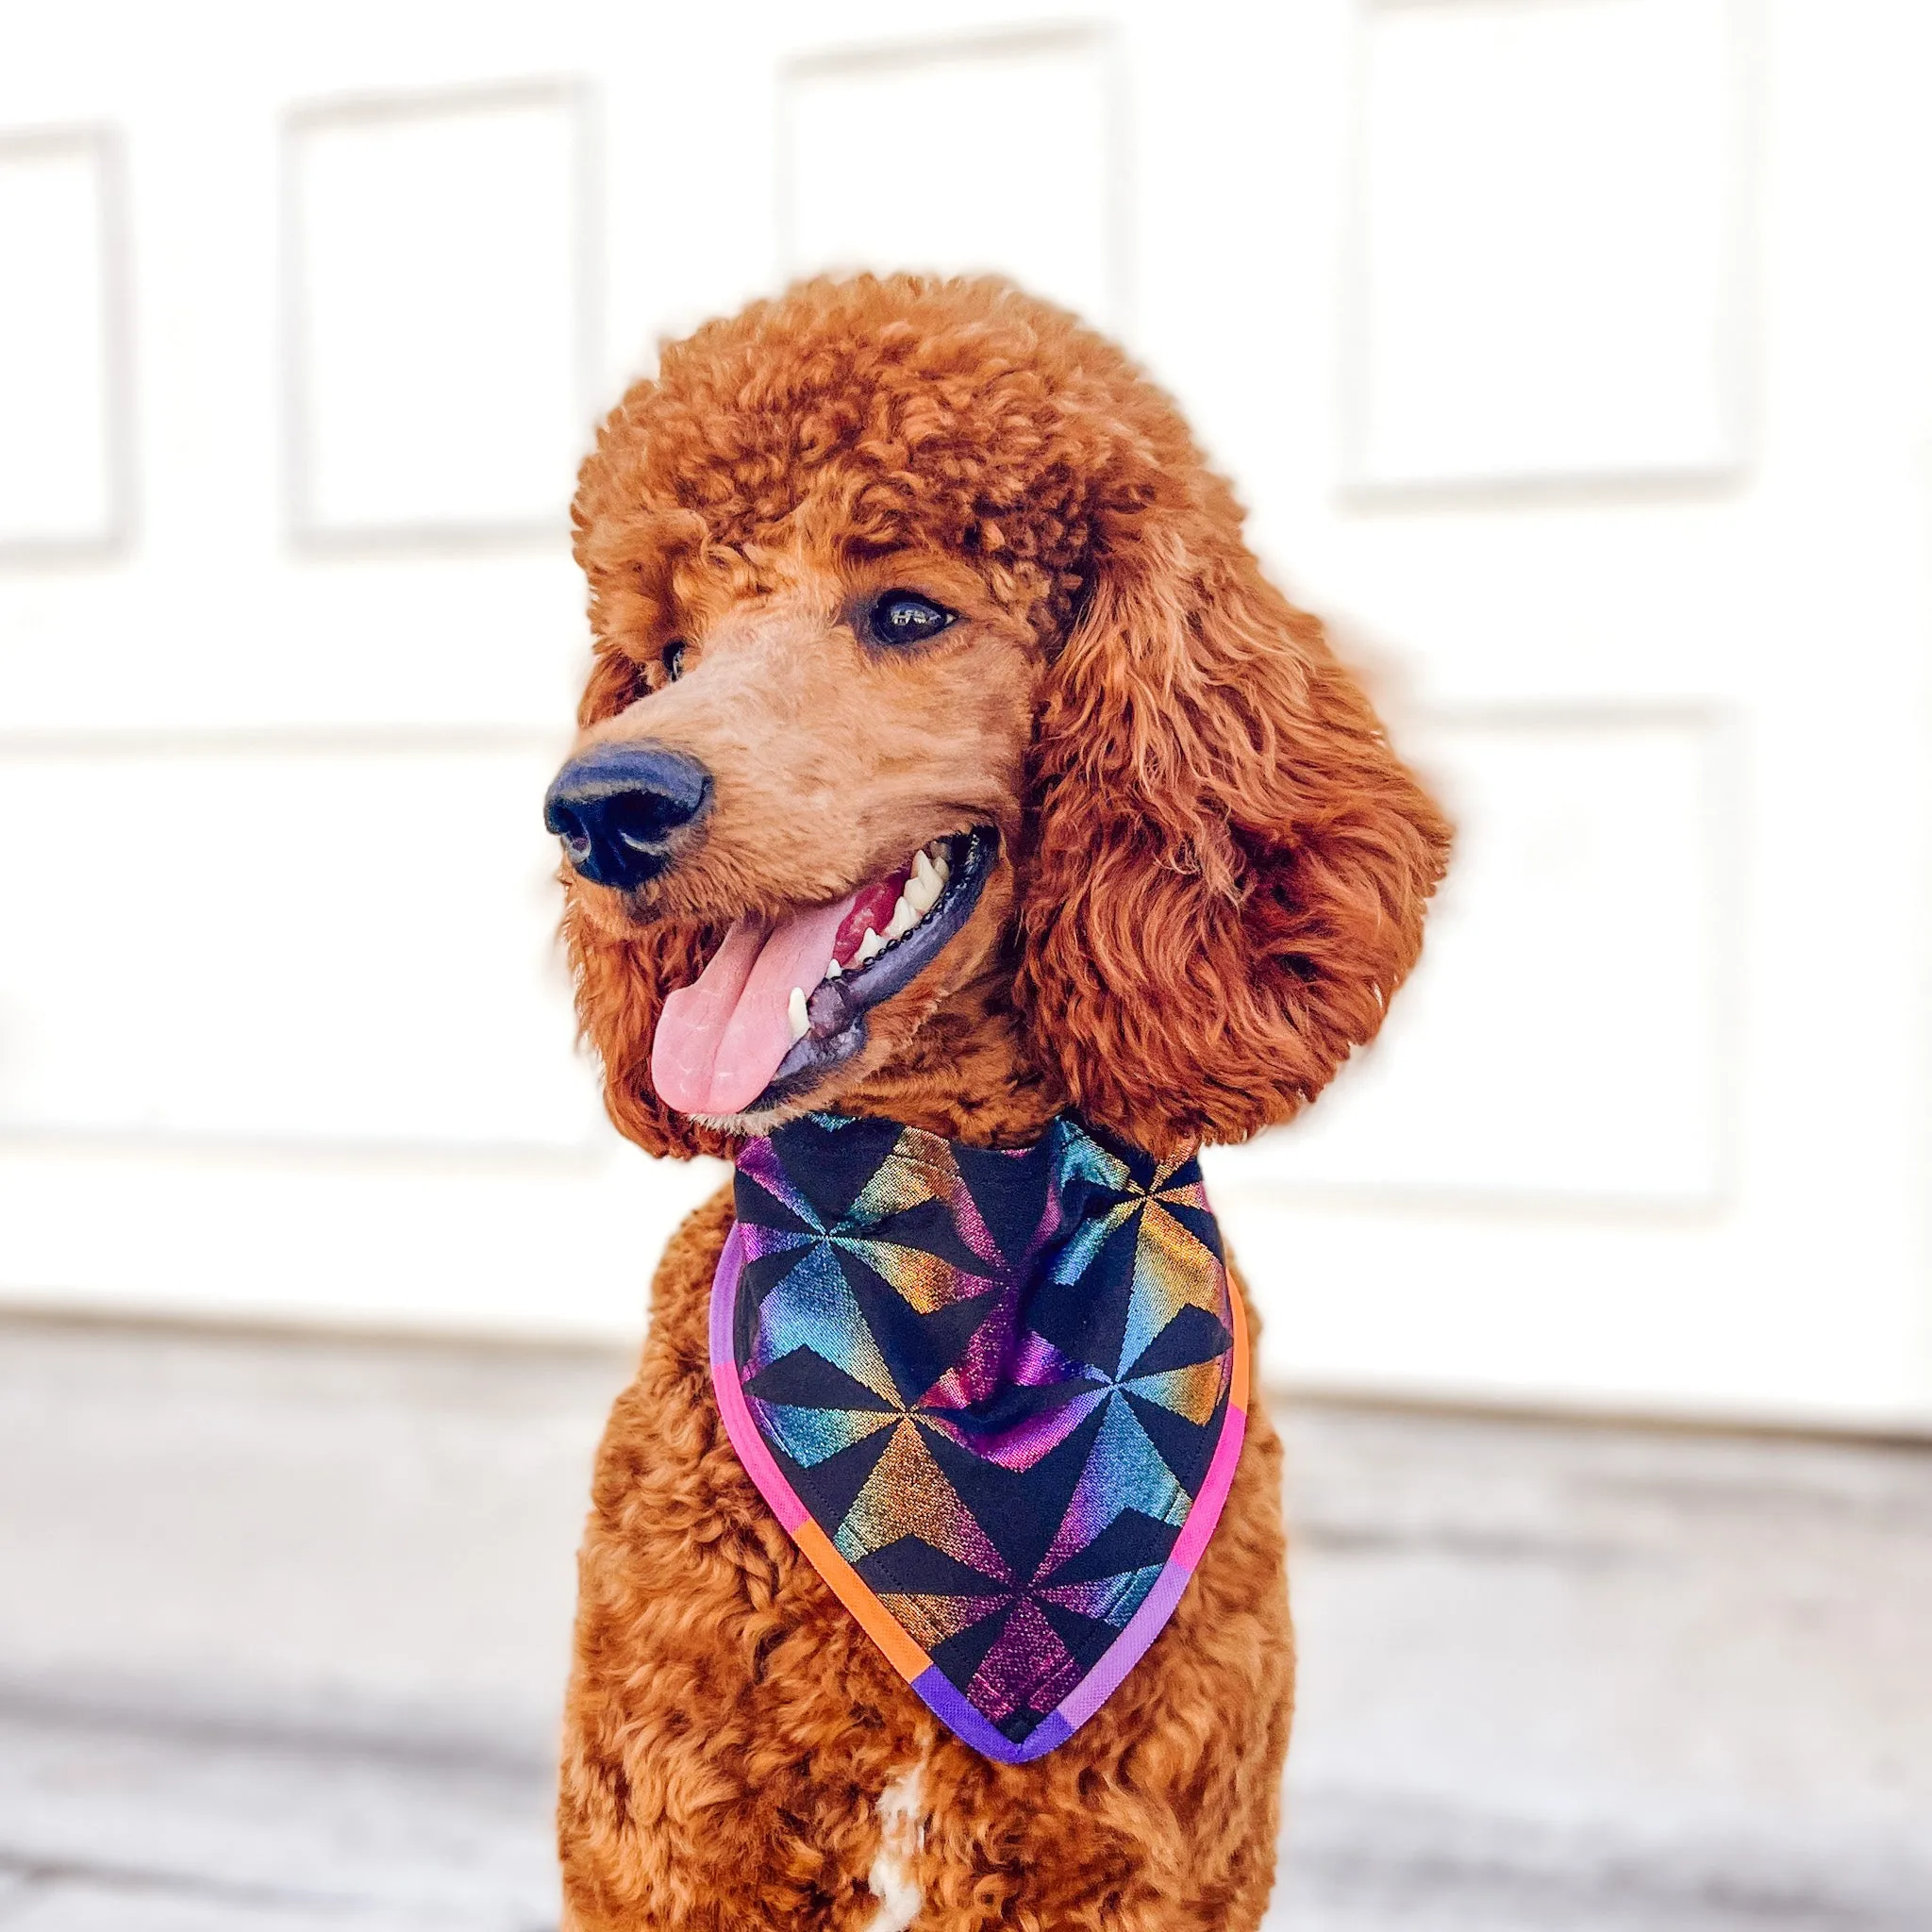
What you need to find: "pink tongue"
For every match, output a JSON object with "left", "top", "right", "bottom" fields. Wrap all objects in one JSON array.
[{"left": 651, "top": 892, "right": 857, "bottom": 1116}]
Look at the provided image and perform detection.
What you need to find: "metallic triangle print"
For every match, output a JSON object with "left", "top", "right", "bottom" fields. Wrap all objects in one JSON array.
[{"left": 709, "top": 1112, "right": 1250, "bottom": 1763}]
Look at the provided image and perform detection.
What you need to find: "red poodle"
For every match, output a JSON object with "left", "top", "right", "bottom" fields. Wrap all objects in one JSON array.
[{"left": 545, "top": 273, "right": 1448, "bottom": 1930}]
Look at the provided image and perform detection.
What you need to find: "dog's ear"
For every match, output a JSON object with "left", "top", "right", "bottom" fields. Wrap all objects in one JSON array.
[
  {"left": 1016, "top": 492, "right": 1452, "bottom": 1158},
  {"left": 562, "top": 891, "right": 733, "bottom": 1160}
]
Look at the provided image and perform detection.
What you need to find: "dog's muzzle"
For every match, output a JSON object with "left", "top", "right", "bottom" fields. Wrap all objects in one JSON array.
[{"left": 544, "top": 741, "right": 712, "bottom": 890}]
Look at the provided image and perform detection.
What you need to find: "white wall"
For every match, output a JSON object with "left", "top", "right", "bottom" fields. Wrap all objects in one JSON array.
[{"left": 3, "top": 0, "right": 1929, "bottom": 1430}]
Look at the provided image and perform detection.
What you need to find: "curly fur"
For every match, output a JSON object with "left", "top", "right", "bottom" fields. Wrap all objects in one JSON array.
[{"left": 555, "top": 275, "right": 1450, "bottom": 1929}]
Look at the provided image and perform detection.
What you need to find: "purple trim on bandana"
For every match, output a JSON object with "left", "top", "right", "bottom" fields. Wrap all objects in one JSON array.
[{"left": 709, "top": 1223, "right": 809, "bottom": 1535}]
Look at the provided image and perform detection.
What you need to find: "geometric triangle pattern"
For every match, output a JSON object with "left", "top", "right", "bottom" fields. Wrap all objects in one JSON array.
[{"left": 708, "top": 1111, "right": 1250, "bottom": 1762}]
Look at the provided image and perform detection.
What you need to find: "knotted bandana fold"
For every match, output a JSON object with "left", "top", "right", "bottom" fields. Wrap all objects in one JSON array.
[{"left": 708, "top": 1111, "right": 1248, "bottom": 1763}]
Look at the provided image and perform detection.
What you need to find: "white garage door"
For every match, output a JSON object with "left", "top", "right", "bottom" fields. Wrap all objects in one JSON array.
[{"left": 3, "top": 0, "right": 1929, "bottom": 1430}]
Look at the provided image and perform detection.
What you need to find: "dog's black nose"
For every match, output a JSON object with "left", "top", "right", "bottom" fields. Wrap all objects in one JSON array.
[{"left": 544, "top": 741, "right": 712, "bottom": 890}]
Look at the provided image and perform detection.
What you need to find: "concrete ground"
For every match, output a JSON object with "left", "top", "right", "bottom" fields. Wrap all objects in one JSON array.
[{"left": 0, "top": 1314, "right": 1927, "bottom": 1931}]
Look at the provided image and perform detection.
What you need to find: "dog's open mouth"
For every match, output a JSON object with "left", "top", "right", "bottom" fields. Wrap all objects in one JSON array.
[{"left": 649, "top": 827, "right": 996, "bottom": 1119}]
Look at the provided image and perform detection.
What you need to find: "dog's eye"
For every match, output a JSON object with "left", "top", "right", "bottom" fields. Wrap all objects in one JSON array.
[
  {"left": 865, "top": 591, "right": 956, "bottom": 650},
  {"left": 661, "top": 641, "right": 687, "bottom": 682}
]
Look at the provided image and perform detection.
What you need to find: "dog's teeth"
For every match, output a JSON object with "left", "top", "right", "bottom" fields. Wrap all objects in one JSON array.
[
  {"left": 824, "top": 957, "right": 842, "bottom": 980},
  {"left": 788, "top": 986, "right": 808, "bottom": 1042},
  {"left": 856, "top": 926, "right": 886, "bottom": 964},
  {"left": 912, "top": 850, "right": 941, "bottom": 895},
  {"left": 905, "top": 869, "right": 939, "bottom": 915},
  {"left": 883, "top": 895, "right": 917, "bottom": 941}
]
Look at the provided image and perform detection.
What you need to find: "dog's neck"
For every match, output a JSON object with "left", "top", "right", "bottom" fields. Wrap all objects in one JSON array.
[{"left": 836, "top": 957, "right": 1066, "bottom": 1148}]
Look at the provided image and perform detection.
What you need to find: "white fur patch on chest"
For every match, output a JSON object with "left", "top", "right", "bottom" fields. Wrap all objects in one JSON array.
[{"left": 864, "top": 1759, "right": 927, "bottom": 1932}]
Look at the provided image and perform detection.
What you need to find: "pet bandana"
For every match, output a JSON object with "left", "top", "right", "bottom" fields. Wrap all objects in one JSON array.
[{"left": 708, "top": 1111, "right": 1248, "bottom": 1763}]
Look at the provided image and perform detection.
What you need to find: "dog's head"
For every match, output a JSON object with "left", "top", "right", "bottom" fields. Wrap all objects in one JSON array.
[{"left": 552, "top": 275, "right": 1449, "bottom": 1160}]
